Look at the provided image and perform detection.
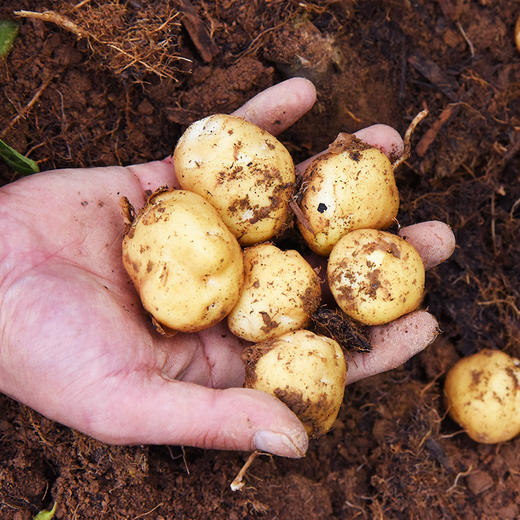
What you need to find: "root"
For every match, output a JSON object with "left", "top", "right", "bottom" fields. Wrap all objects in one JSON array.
[
  {"left": 230, "top": 450, "right": 266, "bottom": 491},
  {"left": 0, "top": 75, "right": 55, "bottom": 139},
  {"left": 289, "top": 199, "right": 316, "bottom": 237},
  {"left": 119, "top": 196, "right": 135, "bottom": 229},
  {"left": 392, "top": 107, "right": 429, "bottom": 170},
  {"left": 15, "top": 4, "right": 191, "bottom": 82},
  {"left": 311, "top": 306, "right": 371, "bottom": 352}
]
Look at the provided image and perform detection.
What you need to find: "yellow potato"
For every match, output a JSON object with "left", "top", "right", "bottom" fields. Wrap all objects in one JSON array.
[
  {"left": 228, "top": 243, "right": 321, "bottom": 342},
  {"left": 297, "top": 136, "right": 399, "bottom": 255},
  {"left": 444, "top": 349, "right": 520, "bottom": 443},
  {"left": 122, "top": 189, "right": 243, "bottom": 333},
  {"left": 243, "top": 330, "right": 347, "bottom": 438},
  {"left": 327, "top": 229, "right": 424, "bottom": 325},
  {"left": 173, "top": 114, "right": 295, "bottom": 246}
]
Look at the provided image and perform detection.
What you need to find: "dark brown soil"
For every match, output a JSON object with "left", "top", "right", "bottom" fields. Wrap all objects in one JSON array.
[{"left": 1, "top": 1, "right": 519, "bottom": 518}]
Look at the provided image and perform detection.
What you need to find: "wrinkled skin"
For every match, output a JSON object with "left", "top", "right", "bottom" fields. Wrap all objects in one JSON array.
[{"left": 0, "top": 79, "right": 455, "bottom": 458}]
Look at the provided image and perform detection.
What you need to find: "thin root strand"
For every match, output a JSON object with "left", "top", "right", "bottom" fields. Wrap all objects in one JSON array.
[{"left": 392, "top": 108, "right": 429, "bottom": 170}]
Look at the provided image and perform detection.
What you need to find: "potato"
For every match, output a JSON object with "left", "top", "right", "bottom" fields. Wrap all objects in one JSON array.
[
  {"left": 227, "top": 243, "right": 321, "bottom": 342},
  {"left": 297, "top": 135, "right": 399, "bottom": 255},
  {"left": 173, "top": 114, "right": 295, "bottom": 246},
  {"left": 327, "top": 229, "right": 424, "bottom": 325},
  {"left": 243, "top": 330, "right": 347, "bottom": 438},
  {"left": 444, "top": 349, "right": 520, "bottom": 443},
  {"left": 122, "top": 189, "right": 243, "bottom": 333}
]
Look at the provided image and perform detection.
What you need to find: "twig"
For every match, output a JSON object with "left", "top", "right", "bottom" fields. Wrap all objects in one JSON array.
[
  {"left": 0, "top": 76, "right": 54, "bottom": 139},
  {"left": 14, "top": 10, "right": 88, "bottom": 38},
  {"left": 392, "top": 107, "right": 429, "bottom": 169}
]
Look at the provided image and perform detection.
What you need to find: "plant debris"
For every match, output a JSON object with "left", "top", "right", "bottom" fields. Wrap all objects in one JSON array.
[
  {"left": 311, "top": 306, "right": 371, "bottom": 352},
  {"left": 0, "top": 19, "right": 19, "bottom": 58},
  {"left": 15, "top": 2, "right": 191, "bottom": 81}
]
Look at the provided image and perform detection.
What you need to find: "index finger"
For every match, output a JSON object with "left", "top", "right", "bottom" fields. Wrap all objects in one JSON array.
[{"left": 232, "top": 77, "right": 317, "bottom": 135}]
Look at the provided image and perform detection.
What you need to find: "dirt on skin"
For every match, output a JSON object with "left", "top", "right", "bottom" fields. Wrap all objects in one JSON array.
[{"left": 1, "top": 0, "right": 520, "bottom": 518}]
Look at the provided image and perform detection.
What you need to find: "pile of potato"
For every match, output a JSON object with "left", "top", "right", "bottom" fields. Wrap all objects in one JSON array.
[{"left": 121, "top": 114, "right": 426, "bottom": 438}]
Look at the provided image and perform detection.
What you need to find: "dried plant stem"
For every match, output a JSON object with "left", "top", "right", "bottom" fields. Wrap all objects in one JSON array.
[
  {"left": 392, "top": 108, "right": 429, "bottom": 170},
  {"left": 15, "top": 10, "right": 89, "bottom": 38}
]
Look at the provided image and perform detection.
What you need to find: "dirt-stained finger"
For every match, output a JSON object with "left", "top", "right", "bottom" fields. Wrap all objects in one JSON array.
[
  {"left": 399, "top": 221, "right": 456, "bottom": 270},
  {"left": 346, "top": 310, "right": 440, "bottom": 384},
  {"left": 232, "top": 77, "right": 317, "bottom": 136}
]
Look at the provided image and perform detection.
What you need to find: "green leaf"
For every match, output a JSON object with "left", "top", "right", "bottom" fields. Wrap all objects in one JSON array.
[
  {"left": 0, "top": 20, "right": 19, "bottom": 58},
  {"left": 0, "top": 139, "right": 40, "bottom": 175},
  {"left": 33, "top": 503, "right": 57, "bottom": 520}
]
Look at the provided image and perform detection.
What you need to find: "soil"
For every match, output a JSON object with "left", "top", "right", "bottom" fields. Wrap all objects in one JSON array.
[{"left": 1, "top": 1, "right": 519, "bottom": 518}]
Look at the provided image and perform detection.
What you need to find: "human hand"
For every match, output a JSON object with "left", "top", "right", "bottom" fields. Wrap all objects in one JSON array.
[{"left": 0, "top": 78, "right": 454, "bottom": 458}]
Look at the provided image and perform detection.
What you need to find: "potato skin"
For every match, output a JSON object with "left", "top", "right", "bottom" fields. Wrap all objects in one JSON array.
[
  {"left": 297, "top": 137, "right": 399, "bottom": 256},
  {"left": 227, "top": 244, "right": 321, "bottom": 342},
  {"left": 122, "top": 189, "right": 244, "bottom": 333},
  {"left": 173, "top": 114, "right": 295, "bottom": 246},
  {"left": 444, "top": 349, "right": 520, "bottom": 444},
  {"left": 243, "top": 330, "right": 347, "bottom": 438},
  {"left": 327, "top": 229, "right": 424, "bottom": 325}
]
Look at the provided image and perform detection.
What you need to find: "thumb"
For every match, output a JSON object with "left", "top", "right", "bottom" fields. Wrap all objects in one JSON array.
[{"left": 99, "top": 377, "right": 309, "bottom": 458}]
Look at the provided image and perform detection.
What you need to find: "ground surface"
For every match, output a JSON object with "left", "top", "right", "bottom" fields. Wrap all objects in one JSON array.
[{"left": 1, "top": 1, "right": 519, "bottom": 518}]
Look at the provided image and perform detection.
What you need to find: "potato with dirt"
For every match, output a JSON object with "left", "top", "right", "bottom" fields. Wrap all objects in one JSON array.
[
  {"left": 327, "top": 229, "right": 425, "bottom": 326},
  {"left": 173, "top": 114, "right": 295, "bottom": 246},
  {"left": 227, "top": 243, "right": 321, "bottom": 342},
  {"left": 444, "top": 349, "right": 520, "bottom": 443},
  {"left": 122, "top": 189, "right": 244, "bottom": 334},
  {"left": 296, "top": 134, "right": 399, "bottom": 256},
  {"left": 243, "top": 330, "right": 347, "bottom": 438}
]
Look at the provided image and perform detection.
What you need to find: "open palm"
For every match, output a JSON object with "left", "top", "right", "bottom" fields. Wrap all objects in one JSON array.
[{"left": 0, "top": 79, "right": 454, "bottom": 458}]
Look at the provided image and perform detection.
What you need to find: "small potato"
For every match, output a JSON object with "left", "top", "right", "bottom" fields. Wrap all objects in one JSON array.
[
  {"left": 328, "top": 229, "right": 424, "bottom": 325},
  {"left": 122, "top": 189, "right": 243, "bottom": 333},
  {"left": 227, "top": 243, "right": 321, "bottom": 342},
  {"left": 444, "top": 349, "right": 520, "bottom": 444},
  {"left": 173, "top": 114, "right": 295, "bottom": 246},
  {"left": 243, "top": 330, "right": 347, "bottom": 438},
  {"left": 297, "top": 135, "right": 399, "bottom": 256}
]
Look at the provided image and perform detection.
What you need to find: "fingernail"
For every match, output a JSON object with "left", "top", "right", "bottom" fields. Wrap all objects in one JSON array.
[{"left": 253, "top": 430, "right": 308, "bottom": 458}]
